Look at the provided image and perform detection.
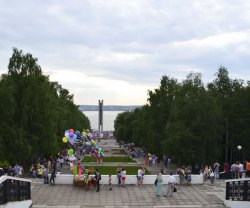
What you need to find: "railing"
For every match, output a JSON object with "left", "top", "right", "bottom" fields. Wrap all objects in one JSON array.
[
  {"left": 225, "top": 178, "right": 250, "bottom": 201},
  {"left": 0, "top": 176, "right": 31, "bottom": 205}
]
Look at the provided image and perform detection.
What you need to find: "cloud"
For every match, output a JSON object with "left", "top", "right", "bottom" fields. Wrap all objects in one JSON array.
[
  {"left": 1, "top": 0, "right": 250, "bottom": 104},
  {"left": 48, "top": 69, "right": 155, "bottom": 105}
]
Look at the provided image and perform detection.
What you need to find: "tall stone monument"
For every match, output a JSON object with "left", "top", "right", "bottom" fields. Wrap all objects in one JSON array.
[{"left": 98, "top": 100, "right": 103, "bottom": 131}]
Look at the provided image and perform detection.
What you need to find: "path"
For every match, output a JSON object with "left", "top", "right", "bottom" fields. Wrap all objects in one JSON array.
[{"left": 31, "top": 180, "right": 225, "bottom": 208}]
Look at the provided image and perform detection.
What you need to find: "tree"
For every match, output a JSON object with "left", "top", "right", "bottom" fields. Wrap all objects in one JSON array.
[{"left": 0, "top": 48, "right": 90, "bottom": 165}]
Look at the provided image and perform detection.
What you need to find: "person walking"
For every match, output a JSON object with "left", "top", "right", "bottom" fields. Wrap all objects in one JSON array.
[
  {"left": 155, "top": 172, "right": 163, "bottom": 197},
  {"left": 43, "top": 166, "right": 49, "bottom": 185},
  {"left": 95, "top": 168, "right": 101, "bottom": 192},
  {"left": 108, "top": 175, "right": 112, "bottom": 191},
  {"left": 121, "top": 168, "right": 126, "bottom": 187},
  {"left": 224, "top": 161, "right": 230, "bottom": 179},
  {"left": 164, "top": 172, "right": 176, "bottom": 197},
  {"left": 246, "top": 160, "right": 250, "bottom": 177},
  {"left": 214, "top": 161, "right": 220, "bottom": 179},
  {"left": 50, "top": 168, "right": 56, "bottom": 186},
  {"left": 176, "top": 167, "right": 185, "bottom": 186},
  {"left": 137, "top": 167, "right": 143, "bottom": 186},
  {"left": 116, "top": 166, "right": 122, "bottom": 186}
]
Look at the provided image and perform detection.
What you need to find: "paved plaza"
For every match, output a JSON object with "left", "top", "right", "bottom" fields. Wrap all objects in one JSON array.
[
  {"left": 31, "top": 180, "right": 226, "bottom": 208},
  {"left": 30, "top": 139, "right": 226, "bottom": 207}
]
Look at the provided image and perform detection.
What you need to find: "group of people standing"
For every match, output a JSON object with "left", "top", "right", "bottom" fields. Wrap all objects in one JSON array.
[
  {"left": 116, "top": 165, "right": 127, "bottom": 187},
  {"left": 155, "top": 171, "right": 176, "bottom": 197},
  {"left": 224, "top": 160, "right": 249, "bottom": 179},
  {"left": 30, "top": 157, "right": 58, "bottom": 186}
]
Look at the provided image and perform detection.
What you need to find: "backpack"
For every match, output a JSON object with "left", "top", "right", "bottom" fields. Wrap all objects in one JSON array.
[{"left": 154, "top": 178, "right": 158, "bottom": 186}]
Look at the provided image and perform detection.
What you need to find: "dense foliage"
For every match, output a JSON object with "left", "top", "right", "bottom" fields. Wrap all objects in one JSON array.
[
  {"left": 0, "top": 48, "right": 90, "bottom": 166},
  {"left": 114, "top": 68, "right": 250, "bottom": 166}
]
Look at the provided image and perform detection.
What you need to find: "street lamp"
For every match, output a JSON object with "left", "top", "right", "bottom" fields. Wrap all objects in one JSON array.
[{"left": 237, "top": 145, "right": 242, "bottom": 161}]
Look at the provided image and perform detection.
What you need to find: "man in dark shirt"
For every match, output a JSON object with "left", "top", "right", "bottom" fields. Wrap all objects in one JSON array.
[
  {"left": 95, "top": 169, "right": 101, "bottom": 192},
  {"left": 116, "top": 165, "right": 122, "bottom": 186},
  {"left": 224, "top": 161, "right": 230, "bottom": 179}
]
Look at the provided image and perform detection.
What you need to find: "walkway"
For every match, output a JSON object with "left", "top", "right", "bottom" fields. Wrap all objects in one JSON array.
[{"left": 31, "top": 180, "right": 225, "bottom": 208}]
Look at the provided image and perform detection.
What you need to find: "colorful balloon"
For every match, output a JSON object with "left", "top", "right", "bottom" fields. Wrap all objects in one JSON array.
[
  {"left": 62, "top": 137, "right": 68, "bottom": 143},
  {"left": 69, "top": 129, "right": 74, "bottom": 133},
  {"left": 69, "top": 148, "right": 74, "bottom": 155}
]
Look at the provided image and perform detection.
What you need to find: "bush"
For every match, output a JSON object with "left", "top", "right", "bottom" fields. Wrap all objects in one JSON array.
[{"left": 0, "top": 160, "right": 9, "bottom": 169}]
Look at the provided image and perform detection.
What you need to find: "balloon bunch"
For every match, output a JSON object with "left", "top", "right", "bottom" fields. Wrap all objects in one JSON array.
[
  {"left": 62, "top": 128, "right": 105, "bottom": 163},
  {"left": 82, "top": 130, "right": 104, "bottom": 163}
]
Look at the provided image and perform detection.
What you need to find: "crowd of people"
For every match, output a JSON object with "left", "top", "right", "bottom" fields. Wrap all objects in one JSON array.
[{"left": 0, "top": 164, "right": 24, "bottom": 177}]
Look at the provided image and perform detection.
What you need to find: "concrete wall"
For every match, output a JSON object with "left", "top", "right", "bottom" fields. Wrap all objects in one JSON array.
[
  {"left": 54, "top": 174, "right": 203, "bottom": 185},
  {"left": 0, "top": 200, "right": 32, "bottom": 208},
  {"left": 224, "top": 201, "right": 250, "bottom": 208}
]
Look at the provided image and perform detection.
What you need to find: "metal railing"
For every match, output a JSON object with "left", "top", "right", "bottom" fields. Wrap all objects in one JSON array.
[
  {"left": 225, "top": 178, "right": 250, "bottom": 201},
  {"left": 0, "top": 176, "right": 31, "bottom": 205}
]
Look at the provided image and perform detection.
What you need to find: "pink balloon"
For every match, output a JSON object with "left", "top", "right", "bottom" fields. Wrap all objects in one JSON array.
[{"left": 69, "top": 129, "right": 74, "bottom": 133}]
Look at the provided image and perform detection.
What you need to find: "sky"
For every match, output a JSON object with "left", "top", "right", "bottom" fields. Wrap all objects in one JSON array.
[{"left": 1, "top": 0, "right": 250, "bottom": 105}]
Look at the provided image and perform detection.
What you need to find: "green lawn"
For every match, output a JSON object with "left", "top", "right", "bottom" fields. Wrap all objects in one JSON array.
[
  {"left": 81, "top": 156, "right": 136, "bottom": 163},
  {"left": 83, "top": 166, "right": 149, "bottom": 175}
]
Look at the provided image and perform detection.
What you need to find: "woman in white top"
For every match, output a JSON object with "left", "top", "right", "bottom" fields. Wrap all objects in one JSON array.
[
  {"left": 137, "top": 168, "right": 143, "bottom": 186},
  {"left": 121, "top": 168, "right": 126, "bottom": 187}
]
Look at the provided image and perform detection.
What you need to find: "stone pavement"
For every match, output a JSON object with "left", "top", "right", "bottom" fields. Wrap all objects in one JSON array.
[{"left": 31, "top": 180, "right": 226, "bottom": 208}]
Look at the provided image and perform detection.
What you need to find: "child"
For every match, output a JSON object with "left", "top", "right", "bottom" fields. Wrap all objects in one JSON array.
[{"left": 108, "top": 175, "right": 112, "bottom": 191}]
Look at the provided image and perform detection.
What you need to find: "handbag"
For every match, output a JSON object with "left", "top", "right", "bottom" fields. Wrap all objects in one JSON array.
[
  {"left": 154, "top": 178, "right": 158, "bottom": 186},
  {"left": 173, "top": 187, "right": 177, "bottom": 192}
]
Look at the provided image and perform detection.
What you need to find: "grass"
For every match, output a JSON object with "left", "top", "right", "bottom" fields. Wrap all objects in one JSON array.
[
  {"left": 84, "top": 166, "right": 149, "bottom": 175},
  {"left": 81, "top": 156, "right": 136, "bottom": 163}
]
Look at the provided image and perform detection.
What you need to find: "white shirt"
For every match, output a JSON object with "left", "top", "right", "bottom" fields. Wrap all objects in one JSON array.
[
  {"left": 168, "top": 175, "right": 176, "bottom": 184},
  {"left": 239, "top": 163, "right": 244, "bottom": 172},
  {"left": 138, "top": 169, "right": 143, "bottom": 177},
  {"left": 121, "top": 170, "right": 126, "bottom": 177}
]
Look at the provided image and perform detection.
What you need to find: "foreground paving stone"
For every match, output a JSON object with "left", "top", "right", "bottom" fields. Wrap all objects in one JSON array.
[{"left": 31, "top": 181, "right": 226, "bottom": 208}]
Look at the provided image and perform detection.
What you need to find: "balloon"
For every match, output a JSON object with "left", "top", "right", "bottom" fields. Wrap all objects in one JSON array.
[
  {"left": 69, "top": 154, "right": 76, "bottom": 161},
  {"left": 65, "top": 132, "right": 69, "bottom": 138},
  {"left": 86, "top": 142, "right": 91, "bottom": 146},
  {"left": 73, "top": 134, "right": 77, "bottom": 140},
  {"left": 70, "top": 140, "right": 74, "bottom": 145},
  {"left": 69, "top": 129, "right": 74, "bottom": 133},
  {"left": 90, "top": 139, "right": 96, "bottom": 146},
  {"left": 88, "top": 132, "right": 93, "bottom": 139},
  {"left": 69, "top": 149, "right": 74, "bottom": 155},
  {"left": 69, "top": 132, "right": 74, "bottom": 138},
  {"left": 62, "top": 137, "right": 68, "bottom": 143}
]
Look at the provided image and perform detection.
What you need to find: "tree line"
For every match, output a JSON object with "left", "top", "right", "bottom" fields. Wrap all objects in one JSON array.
[
  {"left": 114, "top": 67, "right": 250, "bottom": 166},
  {"left": 0, "top": 48, "right": 90, "bottom": 167}
]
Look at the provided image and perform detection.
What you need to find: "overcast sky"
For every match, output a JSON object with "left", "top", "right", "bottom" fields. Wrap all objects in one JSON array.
[{"left": 1, "top": 0, "right": 250, "bottom": 105}]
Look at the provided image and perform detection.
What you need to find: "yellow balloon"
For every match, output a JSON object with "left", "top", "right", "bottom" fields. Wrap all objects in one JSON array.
[
  {"left": 90, "top": 139, "right": 96, "bottom": 146},
  {"left": 62, "top": 137, "right": 68, "bottom": 143}
]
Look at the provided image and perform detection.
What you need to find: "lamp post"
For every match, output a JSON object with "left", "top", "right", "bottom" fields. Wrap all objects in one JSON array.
[{"left": 237, "top": 145, "right": 242, "bottom": 161}]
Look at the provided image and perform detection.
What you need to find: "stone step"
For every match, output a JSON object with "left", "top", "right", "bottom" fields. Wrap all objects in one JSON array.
[{"left": 32, "top": 205, "right": 225, "bottom": 208}]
